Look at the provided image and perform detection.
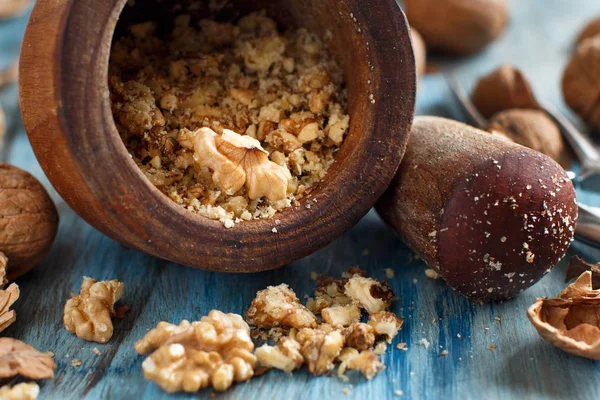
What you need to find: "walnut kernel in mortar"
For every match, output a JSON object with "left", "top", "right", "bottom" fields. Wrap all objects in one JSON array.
[
  {"left": 63, "top": 277, "right": 125, "bottom": 343},
  {"left": 528, "top": 271, "right": 600, "bottom": 359},
  {"left": 136, "top": 311, "right": 257, "bottom": 393},
  {"left": 109, "top": 13, "right": 349, "bottom": 227},
  {"left": 562, "top": 36, "right": 600, "bottom": 131},
  {"left": 472, "top": 65, "right": 540, "bottom": 119}
]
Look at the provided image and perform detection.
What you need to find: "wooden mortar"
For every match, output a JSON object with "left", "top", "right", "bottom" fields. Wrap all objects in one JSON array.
[
  {"left": 19, "top": 0, "right": 415, "bottom": 272},
  {"left": 377, "top": 117, "right": 577, "bottom": 302}
]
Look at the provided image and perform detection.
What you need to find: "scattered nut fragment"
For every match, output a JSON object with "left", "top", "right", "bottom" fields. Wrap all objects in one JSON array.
[
  {"left": 0, "top": 382, "right": 39, "bottom": 400},
  {"left": 296, "top": 324, "right": 345, "bottom": 375},
  {"left": 136, "top": 311, "right": 257, "bottom": 393},
  {"left": 344, "top": 275, "right": 395, "bottom": 314},
  {"left": 472, "top": 65, "right": 540, "bottom": 119},
  {"left": 321, "top": 304, "right": 361, "bottom": 327},
  {"left": 344, "top": 323, "right": 376, "bottom": 351},
  {"left": 565, "top": 256, "right": 600, "bottom": 288},
  {"left": 424, "top": 268, "right": 440, "bottom": 280},
  {"left": 528, "top": 271, "right": 600, "bottom": 360},
  {"left": 71, "top": 359, "right": 82, "bottom": 367},
  {"left": 0, "top": 338, "right": 55, "bottom": 379},
  {"left": 577, "top": 17, "right": 600, "bottom": 45},
  {"left": 307, "top": 276, "right": 352, "bottom": 314},
  {"left": 368, "top": 312, "right": 404, "bottom": 343},
  {"left": 562, "top": 36, "right": 600, "bottom": 131},
  {"left": 63, "top": 277, "right": 125, "bottom": 343},
  {"left": 486, "top": 109, "right": 569, "bottom": 167},
  {"left": 255, "top": 334, "right": 304, "bottom": 373},
  {"left": 0, "top": 282, "right": 19, "bottom": 334},
  {"left": 405, "top": 0, "right": 508, "bottom": 55},
  {"left": 0, "top": 253, "right": 18, "bottom": 334},
  {"left": 0, "top": 164, "right": 59, "bottom": 280},
  {"left": 246, "top": 284, "right": 317, "bottom": 329},
  {"left": 0, "top": 0, "right": 30, "bottom": 19},
  {"left": 340, "top": 349, "right": 385, "bottom": 380}
]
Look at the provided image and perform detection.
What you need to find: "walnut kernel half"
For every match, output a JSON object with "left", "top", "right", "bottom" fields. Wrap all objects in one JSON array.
[{"left": 63, "top": 277, "right": 124, "bottom": 343}]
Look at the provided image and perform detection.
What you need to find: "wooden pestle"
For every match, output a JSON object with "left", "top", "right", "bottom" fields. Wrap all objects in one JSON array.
[{"left": 376, "top": 116, "right": 577, "bottom": 301}]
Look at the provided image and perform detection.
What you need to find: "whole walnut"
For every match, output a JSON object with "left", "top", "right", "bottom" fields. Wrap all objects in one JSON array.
[
  {"left": 0, "top": 164, "right": 58, "bottom": 279},
  {"left": 486, "top": 109, "right": 570, "bottom": 168},
  {"left": 472, "top": 65, "right": 539, "bottom": 119},
  {"left": 577, "top": 17, "right": 600, "bottom": 45},
  {"left": 404, "top": 0, "right": 508, "bottom": 55},
  {"left": 410, "top": 28, "right": 426, "bottom": 79},
  {"left": 562, "top": 36, "right": 600, "bottom": 131}
]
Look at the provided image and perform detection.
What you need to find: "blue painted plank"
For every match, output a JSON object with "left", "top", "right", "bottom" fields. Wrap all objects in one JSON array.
[{"left": 3, "top": 1, "right": 600, "bottom": 399}]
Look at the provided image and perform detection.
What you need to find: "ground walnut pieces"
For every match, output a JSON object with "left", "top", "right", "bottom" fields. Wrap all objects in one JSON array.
[
  {"left": 136, "top": 268, "right": 401, "bottom": 394},
  {"left": 251, "top": 268, "right": 401, "bottom": 381},
  {"left": 63, "top": 277, "right": 125, "bottom": 343},
  {"left": 109, "top": 12, "right": 349, "bottom": 227},
  {"left": 135, "top": 311, "right": 257, "bottom": 393},
  {"left": 528, "top": 271, "right": 600, "bottom": 360}
]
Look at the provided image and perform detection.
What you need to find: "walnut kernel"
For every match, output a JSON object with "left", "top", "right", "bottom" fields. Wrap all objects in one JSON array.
[
  {"left": 321, "top": 304, "right": 361, "bottom": 327},
  {"left": 0, "top": 382, "right": 39, "bottom": 400},
  {"left": 344, "top": 275, "right": 395, "bottom": 314},
  {"left": 137, "top": 311, "right": 257, "bottom": 393},
  {"left": 368, "top": 312, "right": 404, "bottom": 343},
  {"left": 63, "top": 277, "right": 124, "bottom": 343},
  {"left": 296, "top": 324, "right": 345, "bottom": 375},
  {"left": 246, "top": 284, "right": 317, "bottom": 329},
  {"left": 0, "top": 338, "right": 55, "bottom": 380},
  {"left": 255, "top": 335, "right": 304, "bottom": 373}
]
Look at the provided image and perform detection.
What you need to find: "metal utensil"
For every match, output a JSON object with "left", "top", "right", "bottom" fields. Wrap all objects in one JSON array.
[{"left": 445, "top": 73, "right": 600, "bottom": 248}]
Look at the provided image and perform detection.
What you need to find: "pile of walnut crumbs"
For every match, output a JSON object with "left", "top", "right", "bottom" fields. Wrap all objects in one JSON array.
[
  {"left": 134, "top": 267, "right": 401, "bottom": 393},
  {"left": 109, "top": 12, "right": 350, "bottom": 227}
]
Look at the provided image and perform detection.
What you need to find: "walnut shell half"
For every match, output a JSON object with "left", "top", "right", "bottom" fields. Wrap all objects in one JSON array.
[
  {"left": 0, "top": 164, "right": 59, "bottom": 279},
  {"left": 405, "top": 0, "right": 508, "bottom": 55},
  {"left": 562, "top": 36, "right": 600, "bottom": 132},
  {"left": 527, "top": 271, "right": 600, "bottom": 360},
  {"left": 472, "top": 65, "right": 540, "bottom": 119}
]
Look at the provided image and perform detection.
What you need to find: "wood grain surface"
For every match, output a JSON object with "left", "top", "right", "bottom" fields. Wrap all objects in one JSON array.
[{"left": 2, "top": 0, "right": 600, "bottom": 399}]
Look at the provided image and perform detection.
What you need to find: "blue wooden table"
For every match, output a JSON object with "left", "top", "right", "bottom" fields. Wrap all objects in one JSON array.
[{"left": 2, "top": 1, "right": 600, "bottom": 399}]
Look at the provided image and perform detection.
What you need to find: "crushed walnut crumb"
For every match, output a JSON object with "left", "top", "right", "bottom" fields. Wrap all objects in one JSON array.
[
  {"left": 0, "top": 382, "right": 40, "bottom": 400},
  {"left": 245, "top": 284, "right": 317, "bottom": 329},
  {"left": 109, "top": 12, "right": 349, "bottom": 227}
]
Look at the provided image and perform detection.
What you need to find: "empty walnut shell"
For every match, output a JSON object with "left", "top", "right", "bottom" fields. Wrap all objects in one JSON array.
[
  {"left": 528, "top": 271, "right": 600, "bottom": 360},
  {"left": 562, "top": 36, "right": 600, "bottom": 132},
  {"left": 0, "top": 164, "right": 58, "bottom": 279},
  {"left": 404, "top": 0, "right": 508, "bottom": 55},
  {"left": 577, "top": 17, "right": 600, "bottom": 45},
  {"left": 486, "top": 109, "right": 570, "bottom": 168},
  {"left": 410, "top": 28, "right": 426, "bottom": 79},
  {"left": 472, "top": 65, "right": 540, "bottom": 119}
]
